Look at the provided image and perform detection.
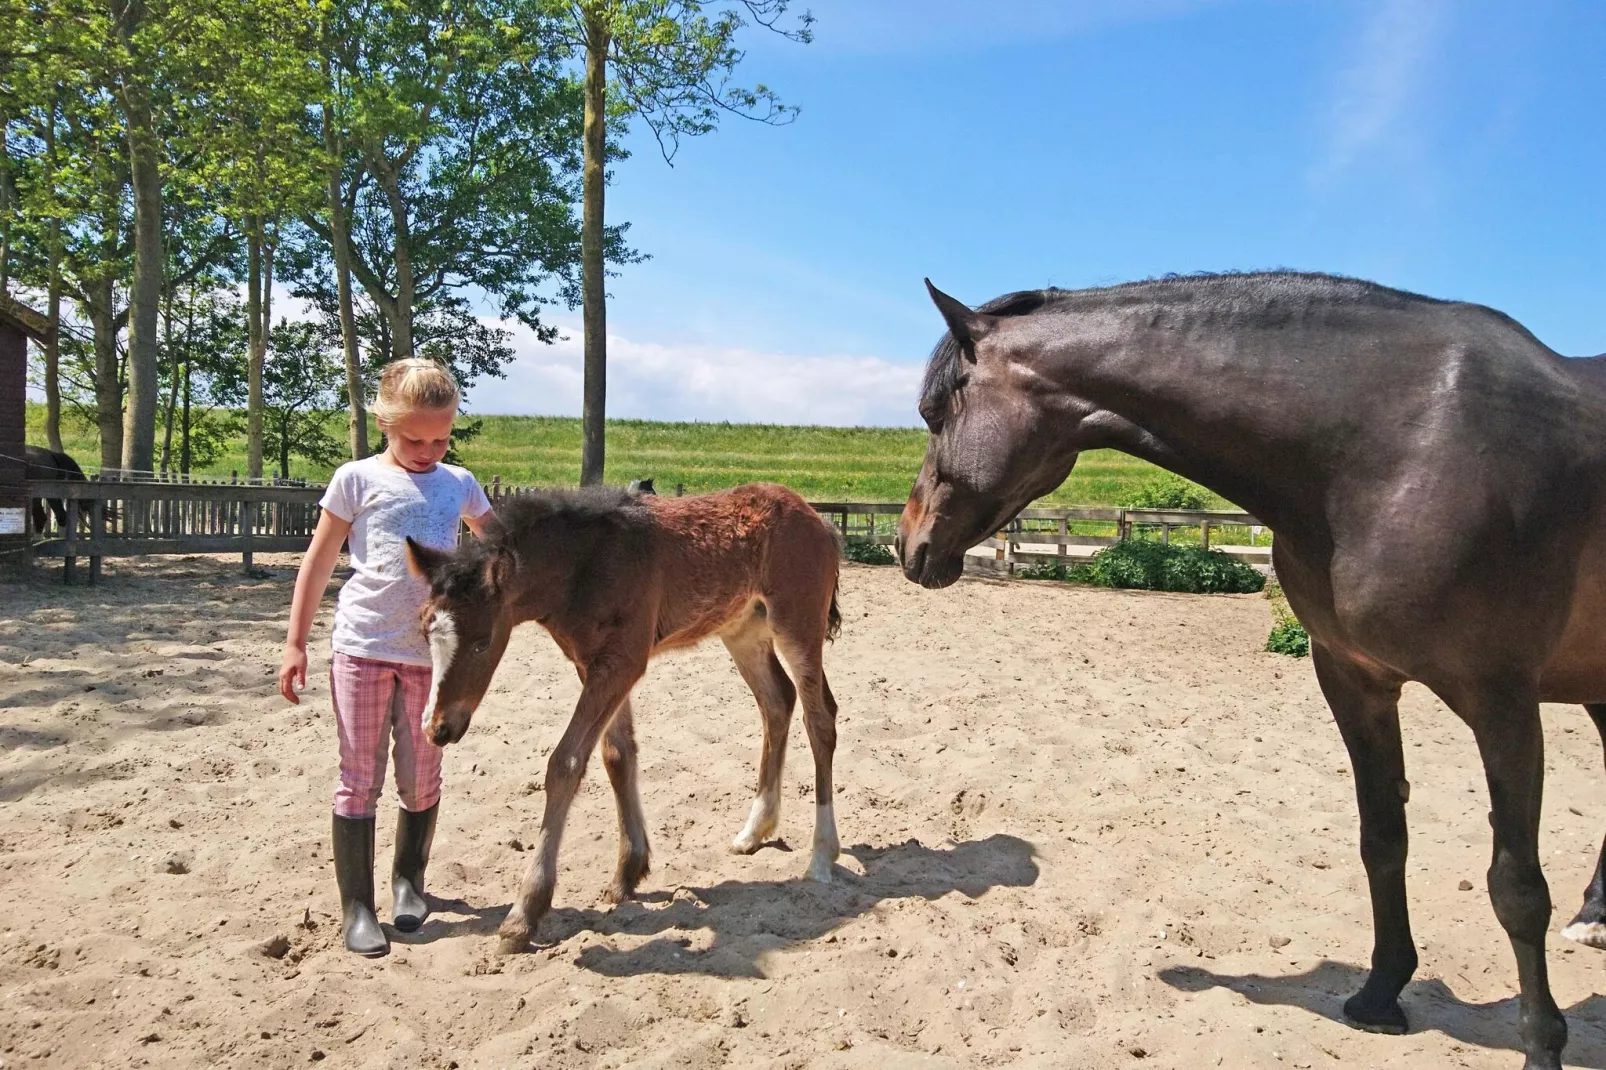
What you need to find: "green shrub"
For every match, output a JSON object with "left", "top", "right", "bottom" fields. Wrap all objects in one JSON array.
[
  {"left": 843, "top": 540, "right": 895, "bottom": 565},
  {"left": 1017, "top": 559, "right": 1096, "bottom": 583},
  {"left": 1265, "top": 619, "right": 1311, "bottom": 657},
  {"left": 1263, "top": 581, "right": 1310, "bottom": 657},
  {"left": 1084, "top": 540, "right": 1264, "bottom": 594},
  {"left": 1120, "top": 473, "right": 1211, "bottom": 511}
]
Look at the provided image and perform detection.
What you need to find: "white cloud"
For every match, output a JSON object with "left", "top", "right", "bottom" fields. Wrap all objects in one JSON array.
[
  {"left": 480, "top": 320, "right": 924, "bottom": 428},
  {"left": 1315, "top": 0, "right": 1447, "bottom": 182}
]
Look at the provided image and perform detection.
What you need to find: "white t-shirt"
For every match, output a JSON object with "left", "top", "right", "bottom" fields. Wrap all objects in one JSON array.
[{"left": 319, "top": 456, "right": 492, "bottom": 666}]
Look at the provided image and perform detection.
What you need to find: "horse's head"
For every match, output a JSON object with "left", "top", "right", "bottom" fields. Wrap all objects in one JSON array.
[
  {"left": 897, "top": 280, "right": 1083, "bottom": 589},
  {"left": 405, "top": 536, "right": 517, "bottom": 746}
]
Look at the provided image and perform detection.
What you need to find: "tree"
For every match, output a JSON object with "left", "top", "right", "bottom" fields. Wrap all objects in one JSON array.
[
  {"left": 307, "top": 0, "right": 610, "bottom": 387},
  {"left": 545, "top": 0, "right": 812, "bottom": 484}
]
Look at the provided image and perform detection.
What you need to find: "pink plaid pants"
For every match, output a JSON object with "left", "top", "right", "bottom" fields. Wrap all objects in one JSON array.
[{"left": 330, "top": 652, "right": 443, "bottom": 818}]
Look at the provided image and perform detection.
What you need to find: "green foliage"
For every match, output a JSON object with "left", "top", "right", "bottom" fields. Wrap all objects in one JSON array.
[
  {"left": 1082, "top": 540, "right": 1265, "bottom": 594},
  {"left": 1121, "top": 473, "right": 1211, "bottom": 511},
  {"left": 1265, "top": 619, "right": 1311, "bottom": 657},
  {"left": 1016, "top": 559, "right": 1096, "bottom": 583},
  {"left": 842, "top": 540, "right": 895, "bottom": 566},
  {"left": 1264, "top": 581, "right": 1311, "bottom": 657}
]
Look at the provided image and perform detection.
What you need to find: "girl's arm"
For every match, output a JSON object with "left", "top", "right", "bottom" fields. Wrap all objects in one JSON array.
[
  {"left": 278, "top": 509, "right": 354, "bottom": 705},
  {"left": 465, "top": 508, "right": 493, "bottom": 538}
]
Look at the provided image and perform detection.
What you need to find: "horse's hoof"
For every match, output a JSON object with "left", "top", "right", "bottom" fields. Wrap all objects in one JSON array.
[
  {"left": 1343, "top": 992, "right": 1408, "bottom": 1035},
  {"left": 497, "top": 917, "right": 533, "bottom": 955},
  {"left": 805, "top": 858, "right": 834, "bottom": 883},
  {"left": 729, "top": 833, "right": 762, "bottom": 855},
  {"left": 1561, "top": 919, "right": 1606, "bottom": 949}
]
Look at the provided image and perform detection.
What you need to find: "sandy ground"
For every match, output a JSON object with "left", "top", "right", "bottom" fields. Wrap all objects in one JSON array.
[{"left": 3, "top": 555, "right": 1606, "bottom": 1070}]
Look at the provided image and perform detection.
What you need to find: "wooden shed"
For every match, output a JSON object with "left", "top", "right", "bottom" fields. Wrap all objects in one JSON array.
[{"left": 0, "top": 294, "right": 50, "bottom": 578}]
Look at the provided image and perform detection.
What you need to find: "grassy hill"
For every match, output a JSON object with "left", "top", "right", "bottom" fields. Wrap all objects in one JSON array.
[{"left": 24, "top": 403, "right": 1217, "bottom": 507}]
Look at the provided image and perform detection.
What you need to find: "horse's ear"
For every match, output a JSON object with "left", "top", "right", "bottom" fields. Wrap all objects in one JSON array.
[
  {"left": 481, "top": 547, "right": 516, "bottom": 595},
  {"left": 925, "top": 279, "right": 996, "bottom": 360},
  {"left": 405, "top": 537, "right": 452, "bottom": 581}
]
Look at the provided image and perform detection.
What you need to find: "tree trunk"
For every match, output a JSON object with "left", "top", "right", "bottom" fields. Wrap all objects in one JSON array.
[
  {"left": 159, "top": 287, "right": 177, "bottom": 475},
  {"left": 44, "top": 224, "right": 63, "bottom": 453},
  {"left": 87, "top": 275, "right": 122, "bottom": 473},
  {"left": 118, "top": 0, "right": 164, "bottom": 478},
  {"left": 579, "top": 12, "right": 610, "bottom": 486},
  {"left": 373, "top": 167, "right": 415, "bottom": 360},
  {"left": 180, "top": 354, "right": 191, "bottom": 476},
  {"left": 322, "top": 58, "right": 368, "bottom": 460},
  {"left": 43, "top": 97, "right": 64, "bottom": 452},
  {"left": 246, "top": 220, "right": 264, "bottom": 479}
]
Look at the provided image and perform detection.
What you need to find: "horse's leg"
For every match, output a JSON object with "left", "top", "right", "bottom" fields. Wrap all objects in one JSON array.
[
  {"left": 722, "top": 627, "right": 797, "bottom": 854},
  {"left": 1450, "top": 679, "right": 1568, "bottom": 1070},
  {"left": 1560, "top": 703, "right": 1606, "bottom": 948},
  {"left": 498, "top": 659, "right": 642, "bottom": 953},
  {"left": 1310, "top": 645, "right": 1416, "bottom": 1035},
  {"left": 778, "top": 637, "right": 839, "bottom": 883},
  {"left": 599, "top": 695, "right": 651, "bottom": 904}
]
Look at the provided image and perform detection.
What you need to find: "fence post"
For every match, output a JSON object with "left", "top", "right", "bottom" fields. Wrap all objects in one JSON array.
[
  {"left": 63, "top": 497, "right": 78, "bottom": 585},
  {"left": 1161, "top": 523, "right": 1171, "bottom": 545},
  {"left": 1202, "top": 521, "right": 1212, "bottom": 551},
  {"left": 88, "top": 497, "right": 104, "bottom": 585},
  {"left": 1057, "top": 515, "right": 1068, "bottom": 561},
  {"left": 491, "top": 474, "right": 501, "bottom": 502},
  {"left": 241, "top": 495, "right": 254, "bottom": 574},
  {"left": 675, "top": 483, "right": 684, "bottom": 497}
]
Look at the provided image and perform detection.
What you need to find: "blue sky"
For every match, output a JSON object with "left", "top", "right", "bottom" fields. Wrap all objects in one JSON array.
[{"left": 493, "top": 0, "right": 1606, "bottom": 425}]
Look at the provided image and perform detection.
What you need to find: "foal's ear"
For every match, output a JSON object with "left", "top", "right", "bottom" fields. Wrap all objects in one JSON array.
[
  {"left": 405, "top": 537, "right": 453, "bottom": 581},
  {"left": 925, "top": 278, "right": 997, "bottom": 360},
  {"left": 481, "top": 547, "right": 516, "bottom": 595}
]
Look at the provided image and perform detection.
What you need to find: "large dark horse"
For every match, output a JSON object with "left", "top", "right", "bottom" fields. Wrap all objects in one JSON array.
[
  {"left": 24, "top": 444, "right": 90, "bottom": 535},
  {"left": 896, "top": 271, "right": 1606, "bottom": 1070},
  {"left": 405, "top": 484, "right": 844, "bottom": 954}
]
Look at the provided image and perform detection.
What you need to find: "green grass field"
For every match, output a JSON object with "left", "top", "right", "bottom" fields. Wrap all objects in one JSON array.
[{"left": 24, "top": 402, "right": 1223, "bottom": 507}]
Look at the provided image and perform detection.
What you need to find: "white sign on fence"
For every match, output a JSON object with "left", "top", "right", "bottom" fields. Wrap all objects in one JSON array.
[{"left": 0, "top": 508, "right": 24, "bottom": 535}]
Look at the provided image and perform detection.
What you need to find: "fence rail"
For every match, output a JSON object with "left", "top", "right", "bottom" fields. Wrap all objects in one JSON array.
[{"left": 24, "top": 477, "right": 1268, "bottom": 583}]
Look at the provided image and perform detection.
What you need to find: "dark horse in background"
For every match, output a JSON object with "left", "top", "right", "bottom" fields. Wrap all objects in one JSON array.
[
  {"left": 24, "top": 444, "right": 92, "bottom": 535},
  {"left": 896, "top": 271, "right": 1606, "bottom": 1069}
]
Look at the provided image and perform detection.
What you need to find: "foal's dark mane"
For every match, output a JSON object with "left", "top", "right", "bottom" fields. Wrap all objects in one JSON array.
[
  {"left": 918, "top": 270, "right": 1462, "bottom": 416},
  {"left": 439, "top": 486, "right": 653, "bottom": 597}
]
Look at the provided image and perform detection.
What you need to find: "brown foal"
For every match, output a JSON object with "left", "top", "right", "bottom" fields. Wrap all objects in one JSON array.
[{"left": 405, "top": 482, "right": 843, "bottom": 953}]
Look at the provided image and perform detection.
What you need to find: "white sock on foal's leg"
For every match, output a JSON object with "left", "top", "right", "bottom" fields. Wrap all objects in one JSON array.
[
  {"left": 730, "top": 790, "right": 781, "bottom": 854},
  {"left": 807, "top": 801, "right": 839, "bottom": 882}
]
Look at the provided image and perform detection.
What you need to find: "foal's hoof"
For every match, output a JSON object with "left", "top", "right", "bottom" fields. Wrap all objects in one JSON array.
[
  {"left": 1343, "top": 992, "right": 1408, "bottom": 1035},
  {"left": 496, "top": 916, "right": 533, "bottom": 956},
  {"left": 805, "top": 857, "right": 835, "bottom": 884},
  {"left": 1561, "top": 919, "right": 1606, "bottom": 950},
  {"left": 729, "top": 832, "right": 763, "bottom": 855}
]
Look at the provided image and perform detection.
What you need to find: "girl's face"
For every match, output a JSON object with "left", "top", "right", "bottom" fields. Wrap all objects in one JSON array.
[{"left": 383, "top": 406, "right": 457, "bottom": 473}]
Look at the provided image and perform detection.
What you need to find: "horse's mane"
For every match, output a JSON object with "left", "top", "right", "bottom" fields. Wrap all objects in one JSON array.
[{"left": 918, "top": 270, "right": 1454, "bottom": 417}]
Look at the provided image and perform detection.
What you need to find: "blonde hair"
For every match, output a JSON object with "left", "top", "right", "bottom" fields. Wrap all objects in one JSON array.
[{"left": 370, "top": 358, "right": 460, "bottom": 425}]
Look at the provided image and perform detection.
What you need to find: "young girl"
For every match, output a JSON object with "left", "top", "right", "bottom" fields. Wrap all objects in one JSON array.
[{"left": 278, "top": 358, "right": 493, "bottom": 956}]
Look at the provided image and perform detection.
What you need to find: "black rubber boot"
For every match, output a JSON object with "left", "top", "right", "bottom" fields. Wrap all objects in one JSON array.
[
  {"left": 391, "top": 803, "right": 438, "bottom": 933},
  {"left": 332, "top": 814, "right": 388, "bottom": 957}
]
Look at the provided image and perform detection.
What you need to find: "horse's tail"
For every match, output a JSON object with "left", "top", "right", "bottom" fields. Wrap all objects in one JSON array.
[{"left": 826, "top": 572, "right": 842, "bottom": 642}]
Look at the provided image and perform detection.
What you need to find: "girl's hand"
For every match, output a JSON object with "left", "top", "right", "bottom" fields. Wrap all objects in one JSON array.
[{"left": 279, "top": 645, "right": 308, "bottom": 705}]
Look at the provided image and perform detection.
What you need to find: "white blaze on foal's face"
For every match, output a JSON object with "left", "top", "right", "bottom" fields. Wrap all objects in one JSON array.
[{"left": 424, "top": 610, "right": 458, "bottom": 733}]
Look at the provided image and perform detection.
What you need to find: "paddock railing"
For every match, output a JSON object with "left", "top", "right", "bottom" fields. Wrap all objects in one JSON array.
[{"left": 24, "top": 475, "right": 1269, "bottom": 583}]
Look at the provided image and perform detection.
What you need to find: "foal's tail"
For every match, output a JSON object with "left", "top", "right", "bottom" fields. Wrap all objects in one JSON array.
[{"left": 826, "top": 574, "right": 842, "bottom": 643}]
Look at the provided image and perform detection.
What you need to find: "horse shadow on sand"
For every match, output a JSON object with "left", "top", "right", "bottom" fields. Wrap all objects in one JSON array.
[
  {"left": 399, "top": 833, "right": 1038, "bottom": 978},
  {"left": 1162, "top": 959, "right": 1606, "bottom": 1068}
]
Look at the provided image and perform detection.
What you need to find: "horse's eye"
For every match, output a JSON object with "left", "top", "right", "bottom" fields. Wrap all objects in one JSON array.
[{"left": 472, "top": 639, "right": 491, "bottom": 654}]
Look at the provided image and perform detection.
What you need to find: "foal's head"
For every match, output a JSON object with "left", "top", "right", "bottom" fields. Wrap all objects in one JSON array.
[{"left": 406, "top": 535, "right": 519, "bottom": 746}]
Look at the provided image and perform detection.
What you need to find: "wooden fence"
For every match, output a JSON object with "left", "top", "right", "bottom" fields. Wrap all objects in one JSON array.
[{"left": 24, "top": 475, "right": 1269, "bottom": 583}]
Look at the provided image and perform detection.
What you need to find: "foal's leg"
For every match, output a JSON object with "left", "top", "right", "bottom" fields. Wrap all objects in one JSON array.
[
  {"left": 778, "top": 638, "right": 839, "bottom": 883},
  {"left": 1452, "top": 679, "right": 1567, "bottom": 1070},
  {"left": 1560, "top": 703, "right": 1606, "bottom": 949},
  {"left": 498, "top": 660, "right": 642, "bottom": 953},
  {"left": 1310, "top": 646, "right": 1416, "bottom": 1034},
  {"left": 599, "top": 696, "right": 651, "bottom": 904},
  {"left": 722, "top": 628, "right": 797, "bottom": 854}
]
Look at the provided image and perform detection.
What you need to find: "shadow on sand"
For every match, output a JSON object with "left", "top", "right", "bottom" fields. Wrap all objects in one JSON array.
[
  {"left": 1161, "top": 959, "right": 1606, "bottom": 1068},
  {"left": 402, "top": 833, "right": 1039, "bottom": 978}
]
